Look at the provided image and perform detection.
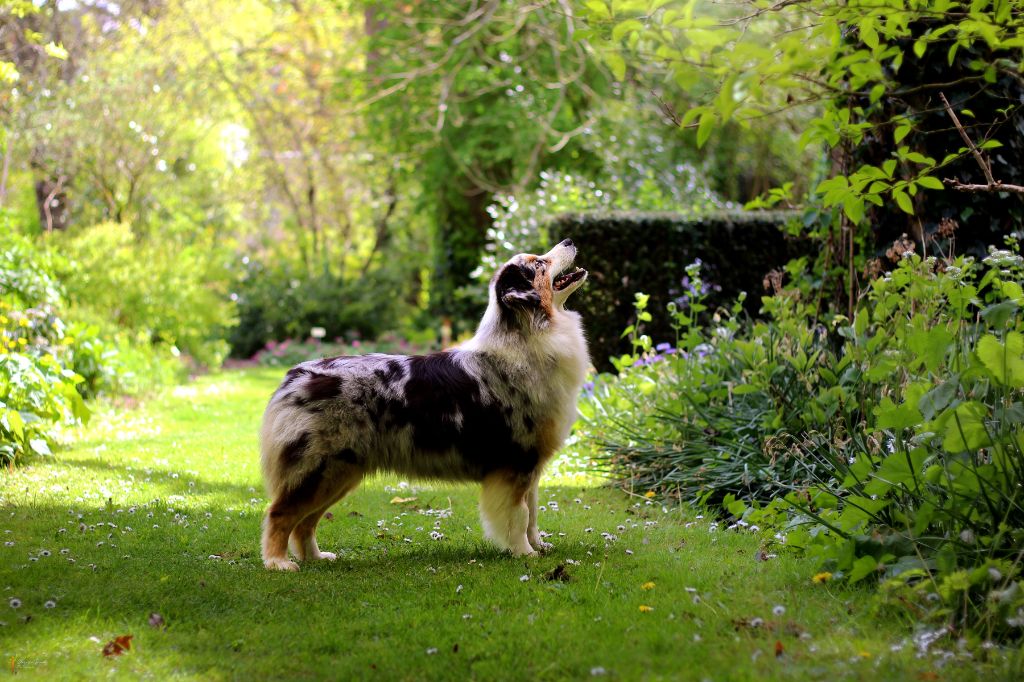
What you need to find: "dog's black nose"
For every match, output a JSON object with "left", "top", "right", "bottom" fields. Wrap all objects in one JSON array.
[{"left": 560, "top": 238, "right": 574, "bottom": 248}]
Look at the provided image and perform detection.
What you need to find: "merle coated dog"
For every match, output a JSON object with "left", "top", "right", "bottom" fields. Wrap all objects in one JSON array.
[{"left": 260, "top": 239, "right": 589, "bottom": 570}]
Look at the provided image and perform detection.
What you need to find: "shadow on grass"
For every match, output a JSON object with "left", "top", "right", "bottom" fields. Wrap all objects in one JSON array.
[{"left": 45, "top": 456, "right": 261, "bottom": 500}]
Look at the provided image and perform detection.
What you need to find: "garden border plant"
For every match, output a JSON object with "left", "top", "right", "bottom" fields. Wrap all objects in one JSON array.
[{"left": 584, "top": 234, "right": 1024, "bottom": 644}]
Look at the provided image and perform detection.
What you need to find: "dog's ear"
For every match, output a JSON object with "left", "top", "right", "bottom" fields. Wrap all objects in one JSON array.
[
  {"left": 501, "top": 288, "right": 542, "bottom": 308},
  {"left": 495, "top": 264, "right": 541, "bottom": 310}
]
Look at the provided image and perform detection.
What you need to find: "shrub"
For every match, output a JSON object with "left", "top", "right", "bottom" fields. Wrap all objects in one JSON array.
[
  {"left": 780, "top": 242, "right": 1024, "bottom": 641},
  {"left": 588, "top": 236, "right": 1024, "bottom": 642},
  {"left": 0, "top": 350, "right": 89, "bottom": 465},
  {"left": 581, "top": 263, "right": 829, "bottom": 503},
  {"left": 0, "top": 235, "right": 89, "bottom": 465},
  {"left": 50, "top": 222, "right": 236, "bottom": 369},
  {"left": 62, "top": 323, "right": 183, "bottom": 398},
  {"left": 228, "top": 258, "right": 408, "bottom": 359},
  {"left": 555, "top": 210, "right": 809, "bottom": 370}
]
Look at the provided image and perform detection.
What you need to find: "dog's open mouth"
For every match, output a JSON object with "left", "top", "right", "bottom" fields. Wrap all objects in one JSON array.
[{"left": 553, "top": 267, "right": 587, "bottom": 291}]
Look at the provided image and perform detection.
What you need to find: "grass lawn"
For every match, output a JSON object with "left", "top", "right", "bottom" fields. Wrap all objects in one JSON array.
[{"left": 1, "top": 368, "right": 1020, "bottom": 680}]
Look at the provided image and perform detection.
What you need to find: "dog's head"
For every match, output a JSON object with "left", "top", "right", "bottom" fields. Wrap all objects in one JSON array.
[{"left": 492, "top": 239, "right": 587, "bottom": 329}]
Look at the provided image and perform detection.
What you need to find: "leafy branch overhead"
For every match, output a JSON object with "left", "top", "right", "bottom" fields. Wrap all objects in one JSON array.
[{"left": 582, "top": 0, "right": 1024, "bottom": 221}]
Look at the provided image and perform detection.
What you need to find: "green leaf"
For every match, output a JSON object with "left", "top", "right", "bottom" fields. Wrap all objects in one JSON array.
[
  {"left": 916, "top": 175, "right": 944, "bottom": 190},
  {"left": 906, "top": 324, "right": 952, "bottom": 373},
  {"left": 585, "top": 0, "right": 611, "bottom": 19},
  {"left": 1, "top": 409, "right": 24, "bottom": 439},
  {"left": 725, "top": 495, "right": 747, "bottom": 517},
  {"left": 913, "top": 39, "right": 926, "bottom": 59},
  {"left": 612, "top": 19, "right": 644, "bottom": 42},
  {"left": 918, "top": 378, "right": 958, "bottom": 421},
  {"left": 980, "top": 300, "right": 1019, "bottom": 329},
  {"left": 1001, "top": 280, "right": 1023, "bottom": 303},
  {"left": 843, "top": 196, "right": 865, "bottom": 224},
  {"left": 860, "top": 19, "right": 879, "bottom": 49},
  {"left": 44, "top": 42, "right": 69, "bottom": 60},
  {"left": 976, "top": 332, "right": 1024, "bottom": 387},
  {"left": 696, "top": 110, "right": 715, "bottom": 148},
  {"left": 893, "top": 188, "right": 913, "bottom": 214},
  {"left": 877, "top": 448, "right": 928, "bottom": 485},
  {"left": 893, "top": 124, "right": 911, "bottom": 143},
  {"left": 29, "top": 438, "right": 52, "bottom": 456},
  {"left": 941, "top": 401, "right": 992, "bottom": 452},
  {"left": 874, "top": 396, "right": 921, "bottom": 430},
  {"left": 604, "top": 52, "right": 626, "bottom": 81}
]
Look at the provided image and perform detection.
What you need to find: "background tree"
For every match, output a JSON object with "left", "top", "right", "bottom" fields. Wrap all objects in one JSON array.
[{"left": 358, "top": 0, "right": 613, "bottom": 331}]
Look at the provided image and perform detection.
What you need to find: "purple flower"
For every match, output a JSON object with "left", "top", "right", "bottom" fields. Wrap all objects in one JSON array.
[{"left": 655, "top": 342, "right": 672, "bottom": 352}]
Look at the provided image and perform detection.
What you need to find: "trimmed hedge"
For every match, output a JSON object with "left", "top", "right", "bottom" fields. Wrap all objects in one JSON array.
[{"left": 553, "top": 210, "right": 808, "bottom": 370}]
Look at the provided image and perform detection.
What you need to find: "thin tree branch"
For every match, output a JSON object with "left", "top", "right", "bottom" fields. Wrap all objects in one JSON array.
[
  {"left": 940, "top": 92, "right": 995, "bottom": 184},
  {"left": 939, "top": 91, "right": 1024, "bottom": 195}
]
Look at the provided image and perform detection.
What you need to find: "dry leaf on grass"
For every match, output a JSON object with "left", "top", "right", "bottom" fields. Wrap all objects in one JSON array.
[{"left": 102, "top": 634, "right": 133, "bottom": 657}]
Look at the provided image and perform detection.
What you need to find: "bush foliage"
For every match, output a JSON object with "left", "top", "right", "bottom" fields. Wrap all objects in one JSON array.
[
  {"left": 0, "top": 230, "right": 187, "bottom": 465},
  {"left": 1, "top": 234, "right": 87, "bottom": 465},
  {"left": 585, "top": 236, "right": 1024, "bottom": 641},
  {"left": 228, "top": 259, "right": 409, "bottom": 359},
  {"left": 51, "top": 222, "right": 236, "bottom": 369}
]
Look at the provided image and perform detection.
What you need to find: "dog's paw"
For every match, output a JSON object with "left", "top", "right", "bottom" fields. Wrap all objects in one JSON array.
[
  {"left": 511, "top": 546, "right": 539, "bottom": 558},
  {"left": 311, "top": 551, "right": 337, "bottom": 562},
  {"left": 264, "top": 557, "right": 300, "bottom": 572}
]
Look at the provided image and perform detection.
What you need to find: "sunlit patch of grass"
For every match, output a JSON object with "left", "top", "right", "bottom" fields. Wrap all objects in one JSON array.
[{"left": 1, "top": 369, "right": 1018, "bottom": 679}]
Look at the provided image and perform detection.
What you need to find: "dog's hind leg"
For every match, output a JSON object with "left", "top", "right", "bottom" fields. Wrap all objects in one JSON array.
[
  {"left": 480, "top": 470, "right": 535, "bottom": 556},
  {"left": 289, "top": 465, "right": 363, "bottom": 562},
  {"left": 262, "top": 460, "right": 359, "bottom": 571}
]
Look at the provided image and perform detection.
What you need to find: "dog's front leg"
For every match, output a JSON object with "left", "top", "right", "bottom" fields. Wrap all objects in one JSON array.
[
  {"left": 527, "top": 473, "right": 552, "bottom": 553},
  {"left": 481, "top": 471, "right": 536, "bottom": 556}
]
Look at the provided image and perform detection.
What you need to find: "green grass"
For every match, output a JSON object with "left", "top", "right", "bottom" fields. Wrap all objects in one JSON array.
[{"left": 1, "top": 368, "right": 1020, "bottom": 680}]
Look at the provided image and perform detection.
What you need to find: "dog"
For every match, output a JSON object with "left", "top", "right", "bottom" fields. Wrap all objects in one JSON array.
[{"left": 259, "top": 239, "right": 589, "bottom": 570}]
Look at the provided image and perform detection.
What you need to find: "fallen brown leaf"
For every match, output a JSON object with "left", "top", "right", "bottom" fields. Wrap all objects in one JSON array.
[{"left": 102, "top": 634, "right": 133, "bottom": 657}]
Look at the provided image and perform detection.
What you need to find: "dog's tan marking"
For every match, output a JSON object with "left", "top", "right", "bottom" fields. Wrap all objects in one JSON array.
[
  {"left": 533, "top": 266, "right": 553, "bottom": 319},
  {"left": 480, "top": 469, "right": 534, "bottom": 556},
  {"left": 536, "top": 417, "right": 563, "bottom": 465},
  {"left": 262, "top": 464, "right": 363, "bottom": 571}
]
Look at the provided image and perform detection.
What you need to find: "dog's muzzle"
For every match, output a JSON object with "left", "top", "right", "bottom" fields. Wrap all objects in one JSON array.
[{"left": 545, "top": 239, "right": 587, "bottom": 300}]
